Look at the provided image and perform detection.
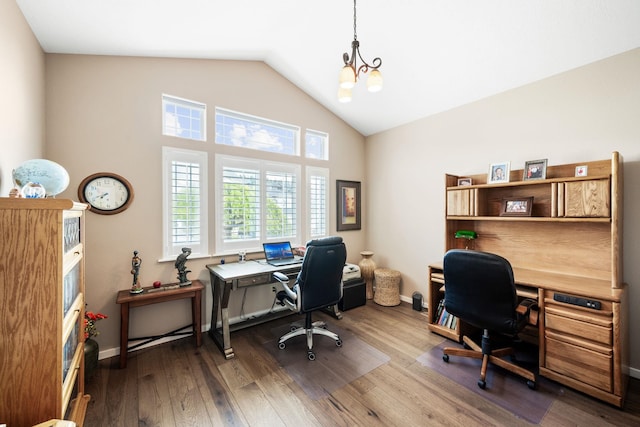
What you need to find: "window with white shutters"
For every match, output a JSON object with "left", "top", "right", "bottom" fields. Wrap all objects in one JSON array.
[
  {"left": 216, "top": 155, "right": 301, "bottom": 253},
  {"left": 162, "top": 147, "right": 208, "bottom": 258},
  {"left": 307, "top": 167, "right": 329, "bottom": 238}
]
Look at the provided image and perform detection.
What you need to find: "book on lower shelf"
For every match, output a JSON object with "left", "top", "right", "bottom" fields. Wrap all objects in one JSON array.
[
  {"left": 434, "top": 299, "right": 444, "bottom": 323},
  {"left": 433, "top": 299, "right": 457, "bottom": 330},
  {"left": 439, "top": 310, "right": 457, "bottom": 329}
]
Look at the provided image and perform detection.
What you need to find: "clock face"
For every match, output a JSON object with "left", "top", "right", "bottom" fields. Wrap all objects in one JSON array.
[{"left": 78, "top": 173, "right": 134, "bottom": 214}]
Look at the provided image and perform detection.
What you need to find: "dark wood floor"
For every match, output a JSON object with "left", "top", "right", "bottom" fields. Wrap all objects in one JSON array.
[{"left": 85, "top": 301, "right": 640, "bottom": 426}]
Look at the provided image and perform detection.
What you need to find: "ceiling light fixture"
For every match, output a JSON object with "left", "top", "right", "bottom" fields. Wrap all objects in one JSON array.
[{"left": 338, "top": 0, "right": 383, "bottom": 103}]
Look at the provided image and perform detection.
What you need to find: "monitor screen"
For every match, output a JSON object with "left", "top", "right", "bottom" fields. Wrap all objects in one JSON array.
[{"left": 263, "top": 242, "right": 294, "bottom": 261}]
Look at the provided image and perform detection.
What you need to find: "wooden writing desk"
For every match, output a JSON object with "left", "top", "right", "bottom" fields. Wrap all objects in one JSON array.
[
  {"left": 116, "top": 280, "right": 204, "bottom": 368},
  {"left": 429, "top": 153, "right": 628, "bottom": 407}
]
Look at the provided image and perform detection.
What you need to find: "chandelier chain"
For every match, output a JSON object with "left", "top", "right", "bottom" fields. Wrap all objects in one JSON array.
[{"left": 353, "top": 0, "right": 358, "bottom": 41}]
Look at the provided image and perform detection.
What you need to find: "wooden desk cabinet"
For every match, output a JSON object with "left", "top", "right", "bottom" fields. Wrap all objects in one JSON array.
[
  {"left": 0, "top": 198, "right": 90, "bottom": 426},
  {"left": 428, "top": 152, "right": 628, "bottom": 407}
]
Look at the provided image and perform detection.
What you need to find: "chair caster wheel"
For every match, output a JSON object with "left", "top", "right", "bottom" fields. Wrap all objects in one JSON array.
[
  {"left": 335, "top": 339, "right": 342, "bottom": 347},
  {"left": 477, "top": 379, "right": 486, "bottom": 389},
  {"left": 278, "top": 342, "right": 286, "bottom": 350},
  {"left": 307, "top": 351, "right": 316, "bottom": 361},
  {"left": 527, "top": 380, "right": 536, "bottom": 390},
  {"left": 442, "top": 354, "right": 449, "bottom": 362}
]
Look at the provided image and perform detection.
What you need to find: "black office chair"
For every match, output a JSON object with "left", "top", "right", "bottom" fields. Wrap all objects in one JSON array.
[
  {"left": 442, "top": 249, "right": 537, "bottom": 390},
  {"left": 272, "top": 236, "right": 347, "bottom": 360}
]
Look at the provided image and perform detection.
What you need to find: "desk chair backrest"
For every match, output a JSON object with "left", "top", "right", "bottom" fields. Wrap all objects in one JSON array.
[
  {"left": 443, "top": 249, "right": 522, "bottom": 334},
  {"left": 296, "top": 236, "right": 347, "bottom": 312}
]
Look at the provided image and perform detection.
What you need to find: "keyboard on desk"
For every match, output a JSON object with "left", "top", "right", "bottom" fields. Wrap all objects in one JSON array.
[{"left": 268, "top": 257, "right": 303, "bottom": 267}]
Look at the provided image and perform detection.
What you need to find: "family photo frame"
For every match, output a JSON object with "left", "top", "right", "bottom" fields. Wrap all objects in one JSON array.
[
  {"left": 500, "top": 196, "right": 534, "bottom": 216},
  {"left": 336, "top": 180, "right": 361, "bottom": 231},
  {"left": 488, "top": 161, "right": 510, "bottom": 184},
  {"left": 524, "top": 159, "right": 548, "bottom": 180}
]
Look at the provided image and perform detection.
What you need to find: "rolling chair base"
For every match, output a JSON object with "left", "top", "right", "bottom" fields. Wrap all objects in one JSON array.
[
  {"left": 278, "top": 320, "right": 342, "bottom": 361},
  {"left": 443, "top": 333, "right": 536, "bottom": 390}
]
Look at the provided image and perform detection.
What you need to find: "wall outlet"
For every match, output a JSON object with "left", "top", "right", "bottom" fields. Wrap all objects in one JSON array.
[{"left": 272, "top": 286, "right": 277, "bottom": 292}]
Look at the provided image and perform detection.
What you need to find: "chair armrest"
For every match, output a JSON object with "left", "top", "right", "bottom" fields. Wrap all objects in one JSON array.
[
  {"left": 516, "top": 299, "right": 539, "bottom": 326},
  {"left": 272, "top": 272, "right": 297, "bottom": 302},
  {"left": 272, "top": 272, "right": 290, "bottom": 284}
]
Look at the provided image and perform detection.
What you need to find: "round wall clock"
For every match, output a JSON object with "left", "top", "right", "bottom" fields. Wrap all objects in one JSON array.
[{"left": 78, "top": 172, "right": 134, "bottom": 215}]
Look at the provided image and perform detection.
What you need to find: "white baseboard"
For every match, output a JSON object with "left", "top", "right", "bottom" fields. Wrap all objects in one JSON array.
[{"left": 98, "top": 322, "right": 212, "bottom": 360}]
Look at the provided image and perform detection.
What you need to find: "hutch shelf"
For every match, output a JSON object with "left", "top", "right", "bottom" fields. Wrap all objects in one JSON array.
[{"left": 427, "top": 152, "right": 628, "bottom": 407}]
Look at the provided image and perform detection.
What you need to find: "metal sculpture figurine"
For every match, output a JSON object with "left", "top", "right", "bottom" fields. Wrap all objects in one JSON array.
[
  {"left": 175, "top": 247, "right": 192, "bottom": 286},
  {"left": 130, "top": 250, "right": 143, "bottom": 294}
]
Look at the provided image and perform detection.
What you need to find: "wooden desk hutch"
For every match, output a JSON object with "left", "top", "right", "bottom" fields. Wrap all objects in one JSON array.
[
  {"left": 0, "top": 198, "right": 90, "bottom": 426},
  {"left": 427, "top": 152, "right": 628, "bottom": 407}
]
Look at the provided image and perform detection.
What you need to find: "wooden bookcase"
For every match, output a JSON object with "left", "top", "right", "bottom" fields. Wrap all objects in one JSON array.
[
  {"left": 0, "top": 198, "right": 90, "bottom": 426},
  {"left": 427, "top": 152, "right": 629, "bottom": 407}
]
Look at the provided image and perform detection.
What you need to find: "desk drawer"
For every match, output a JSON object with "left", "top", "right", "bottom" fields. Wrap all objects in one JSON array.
[
  {"left": 545, "top": 336, "right": 612, "bottom": 392},
  {"left": 236, "top": 273, "right": 272, "bottom": 288},
  {"left": 545, "top": 311, "right": 612, "bottom": 346}
]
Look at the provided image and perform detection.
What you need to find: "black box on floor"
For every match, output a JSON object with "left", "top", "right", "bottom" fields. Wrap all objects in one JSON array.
[{"left": 339, "top": 278, "right": 366, "bottom": 311}]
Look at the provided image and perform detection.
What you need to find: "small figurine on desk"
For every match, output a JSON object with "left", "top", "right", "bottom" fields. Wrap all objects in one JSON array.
[
  {"left": 175, "top": 247, "right": 192, "bottom": 286},
  {"left": 130, "top": 250, "right": 143, "bottom": 294}
]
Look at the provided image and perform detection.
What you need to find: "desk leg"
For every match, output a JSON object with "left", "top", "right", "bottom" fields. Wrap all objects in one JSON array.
[
  {"left": 119, "top": 302, "right": 130, "bottom": 369},
  {"left": 208, "top": 274, "right": 235, "bottom": 359},
  {"left": 193, "top": 289, "right": 202, "bottom": 346}
]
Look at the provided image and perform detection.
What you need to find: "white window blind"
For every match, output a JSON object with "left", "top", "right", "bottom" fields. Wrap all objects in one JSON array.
[
  {"left": 265, "top": 170, "right": 297, "bottom": 239},
  {"left": 221, "top": 165, "right": 261, "bottom": 242},
  {"left": 162, "top": 147, "right": 208, "bottom": 258},
  {"left": 307, "top": 167, "right": 329, "bottom": 238},
  {"left": 216, "top": 155, "right": 300, "bottom": 253}
]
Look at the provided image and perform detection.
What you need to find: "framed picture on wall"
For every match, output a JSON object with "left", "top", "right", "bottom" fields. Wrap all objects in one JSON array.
[
  {"left": 488, "top": 162, "right": 510, "bottom": 184},
  {"left": 336, "top": 180, "right": 361, "bottom": 231}
]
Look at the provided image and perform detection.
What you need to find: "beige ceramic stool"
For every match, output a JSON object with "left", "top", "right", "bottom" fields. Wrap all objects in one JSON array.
[{"left": 373, "top": 268, "right": 401, "bottom": 306}]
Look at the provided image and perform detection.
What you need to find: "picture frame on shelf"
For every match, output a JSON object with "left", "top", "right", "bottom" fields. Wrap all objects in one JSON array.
[
  {"left": 575, "top": 165, "right": 588, "bottom": 177},
  {"left": 336, "top": 180, "right": 361, "bottom": 231},
  {"left": 457, "top": 178, "right": 472, "bottom": 186},
  {"left": 488, "top": 162, "right": 510, "bottom": 184},
  {"left": 500, "top": 197, "right": 534, "bottom": 216},
  {"left": 523, "top": 159, "right": 548, "bottom": 180}
]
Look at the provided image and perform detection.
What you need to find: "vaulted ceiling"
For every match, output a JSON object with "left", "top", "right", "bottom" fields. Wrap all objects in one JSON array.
[{"left": 17, "top": 0, "right": 640, "bottom": 136}]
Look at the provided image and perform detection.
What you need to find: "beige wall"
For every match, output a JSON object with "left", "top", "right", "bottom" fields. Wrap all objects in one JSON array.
[
  {"left": 3, "top": 1, "right": 640, "bottom": 376},
  {"left": 0, "top": 0, "right": 45, "bottom": 194},
  {"left": 45, "top": 54, "right": 366, "bottom": 356},
  {"left": 365, "top": 48, "right": 640, "bottom": 375}
]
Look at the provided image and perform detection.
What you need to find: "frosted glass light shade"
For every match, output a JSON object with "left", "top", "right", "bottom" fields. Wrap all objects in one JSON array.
[
  {"left": 339, "top": 65, "right": 356, "bottom": 89},
  {"left": 338, "top": 87, "right": 352, "bottom": 103},
  {"left": 367, "top": 69, "right": 383, "bottom": 92}
]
